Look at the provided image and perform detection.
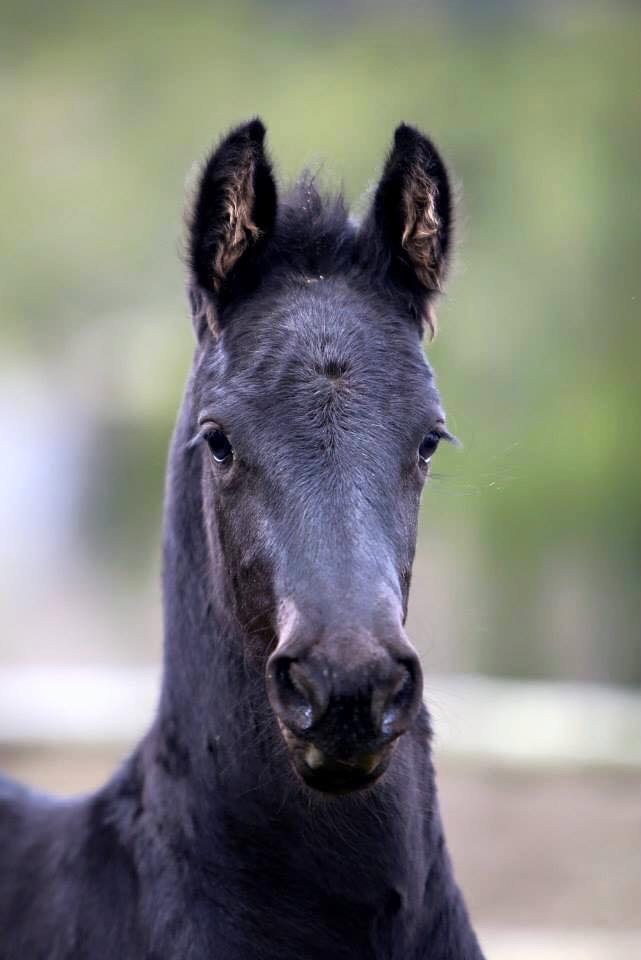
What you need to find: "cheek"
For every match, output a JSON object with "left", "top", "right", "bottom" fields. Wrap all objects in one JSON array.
[
  {"left": 391, "top": 490, "right": 422, "bottom": 616},
  {"left": 395, "top": 470, "right": 423, "bottom": 530},
  {"left": 392, "top": 484, "right": 422, "bottom": 570},
  {"left": 213, "top": 492, "right": 280, "bottom": 636}
]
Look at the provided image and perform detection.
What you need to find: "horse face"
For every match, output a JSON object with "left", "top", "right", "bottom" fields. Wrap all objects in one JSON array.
[{"left": 188, "top": 120, "right": 454, "bottom": 793}]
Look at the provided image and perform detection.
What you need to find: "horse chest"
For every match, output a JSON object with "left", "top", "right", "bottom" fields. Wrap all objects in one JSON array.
[
  {"left": 154, "top": 889, "right": 420, "bottom": 960},
  {"left": 155, "top": 853, "right": 424, "bottom": 960}
]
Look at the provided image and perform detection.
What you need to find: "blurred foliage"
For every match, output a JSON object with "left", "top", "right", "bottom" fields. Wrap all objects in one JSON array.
[{"left": 1, "top": 0, "right": 639, "bottom": 681}]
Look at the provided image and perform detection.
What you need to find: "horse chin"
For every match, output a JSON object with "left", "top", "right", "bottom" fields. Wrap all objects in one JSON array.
[{"left": 282, "top": 730, "right": 394, "bottom": 795}]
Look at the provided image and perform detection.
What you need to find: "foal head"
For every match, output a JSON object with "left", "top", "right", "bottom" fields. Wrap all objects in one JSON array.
[{"left": 186, "top": 119, "right": 454, "bottom": 794}]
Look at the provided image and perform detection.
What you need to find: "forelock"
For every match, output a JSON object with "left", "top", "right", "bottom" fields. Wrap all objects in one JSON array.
[{"left": 268, "top": 175, "right": 355, "bottom": 281}]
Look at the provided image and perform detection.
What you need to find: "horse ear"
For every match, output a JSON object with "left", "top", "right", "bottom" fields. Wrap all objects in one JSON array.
[
  {"left": 358, "top": 124, "right": 452, "bottom": 337},
  {"left": 187, "top": 118, "right": 277, "bottom": 336}
]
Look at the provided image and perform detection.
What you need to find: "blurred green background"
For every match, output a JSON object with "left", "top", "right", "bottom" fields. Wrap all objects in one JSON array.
[{"left": 1, "top": 0, "right": 638, "bottom": 682}]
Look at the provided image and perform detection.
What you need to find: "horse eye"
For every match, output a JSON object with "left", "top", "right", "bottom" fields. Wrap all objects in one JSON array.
[
  {"left": 418, "top": 431, "right": 440, "bottom": 466},
  {"left": 204, "top": 429, "right": 233, "bottom": 464}
]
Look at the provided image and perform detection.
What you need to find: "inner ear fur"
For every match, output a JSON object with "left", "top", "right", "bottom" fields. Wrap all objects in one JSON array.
[
  {"left": 211, "top": 155, "right": 260, "bottom": 290},
  {"left": 359, "top": 123, "right": 453, "bottom": 337},
  {"left": 401, "top": 161, "right": 443, "bottom": 292},
  {"left": 187, "top": 118, "right": 277, "bottom": 334}
]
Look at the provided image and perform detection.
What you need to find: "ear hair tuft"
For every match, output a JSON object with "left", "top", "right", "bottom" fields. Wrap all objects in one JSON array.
[
  {"left": 401, "top": 163, "right": 443, "bottom": 294},
  {"left": 423, "top": 301, "right": 437, "bottom": 341},
  {"left": 211, "top": 157, "right": 261, "bottom": 292}
]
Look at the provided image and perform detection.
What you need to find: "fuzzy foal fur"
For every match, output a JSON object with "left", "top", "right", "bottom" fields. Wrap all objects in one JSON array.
[{"left": 0, "top": 120, "right": 484, "bottom": 959}]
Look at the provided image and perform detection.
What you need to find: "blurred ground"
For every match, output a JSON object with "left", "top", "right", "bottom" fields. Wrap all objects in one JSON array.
[
  {"left": 439, "top": 763, "right": 640, "bottom": 931},
  {"left": 2, "top": 746, "right": 639, "bottom": 956}
]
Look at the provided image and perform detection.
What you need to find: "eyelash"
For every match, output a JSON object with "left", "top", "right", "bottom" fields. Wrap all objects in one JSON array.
[{"left": 418, "top": 425, "right": 458, "bottom": 468}]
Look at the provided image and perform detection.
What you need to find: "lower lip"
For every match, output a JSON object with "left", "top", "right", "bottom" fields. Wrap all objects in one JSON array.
[
  {"left": 299, "top": 749, "right": 387, "bottom": 794},
  {"left": 304, "top": 745, "right": 381, "bottom": 775}
]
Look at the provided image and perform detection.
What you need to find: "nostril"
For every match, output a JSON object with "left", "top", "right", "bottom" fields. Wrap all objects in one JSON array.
[
  {"left": 288, "top": 662, "right": 319, "bottom": 711},
  {"left": 274, "top": 658, "right": 313, "bottom": 731},
  {"left": 380, "top": 657, "right": 422, "bottom": 738},
  {"left": 269, "top": 657, "right": 327, "bottom": 734}
]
